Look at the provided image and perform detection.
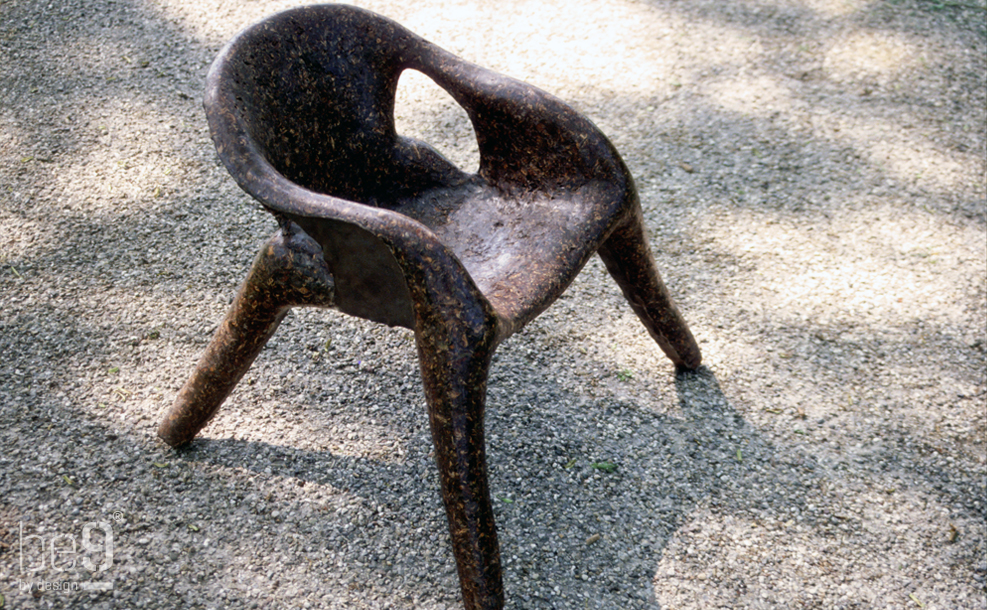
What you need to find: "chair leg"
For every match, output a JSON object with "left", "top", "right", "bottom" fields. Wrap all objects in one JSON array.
[
  {"left": 416, "top": 326, "right": 504, "bottom": 610},
  {"left": 598, "top": 206, "right": 702, "bottom": 370},
  {"left": 158, "top": 223, "right": 335, "bottom": 447}
]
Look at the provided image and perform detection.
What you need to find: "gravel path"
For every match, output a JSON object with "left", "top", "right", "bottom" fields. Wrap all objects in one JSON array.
[{"left": 1, "top": 1, "right": 984, "bottom": 608}]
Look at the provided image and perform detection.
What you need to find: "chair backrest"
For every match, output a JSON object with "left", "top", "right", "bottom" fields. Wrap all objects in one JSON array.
[{"left": 210, "top": 5, "right": 468, "bottom": 206}]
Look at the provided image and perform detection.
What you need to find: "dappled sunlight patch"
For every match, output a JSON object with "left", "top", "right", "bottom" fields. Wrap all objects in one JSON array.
[
  {"left": 201, "top": 406, "right": 411, "bottom": 463},
  {"left": 570, "top": 301, "right": 762, "bottom": 391},
  {"left": 50, "top": 98, "right": 212, "bottom": 213},
  {"left": 656, "top": 494, "right": 980, "bottom": 608},
  {"left": 0, "top": 211, "right": 49, "bottom": 265},
  {"left": 390, "top": 0, "right": 706, "bottom": 96},
  {"left": 697, "top": 206, "right": 985, "bottom": 334},
  {"left": 704, "top": 74, "right": 799, "bottom": 118},
  {"left": 799, "top": 0, "right": 872, "bottom": 18},
  {"left": 867, "top": 136, "right": 974, "bottom": 194},
  {"left": 823, "top": 30, "right": 919, "bottom": 84},
  {"left": 809, "top": 108, "right": 979, "bottom": 194},
  {"left": 317, "top": 421, "right": 409, "bottom": 462},
  {"left": 146, "top": 0, "right": 300, "bottom": 44},
  {"left": 149, "top": 0, "right": 760, "bottom": 101}
]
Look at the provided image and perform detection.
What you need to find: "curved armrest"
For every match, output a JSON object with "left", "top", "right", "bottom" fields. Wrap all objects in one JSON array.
[
  {"left": 211, "top": 117, "right": 500, "bottom": 342},
  {"left": 410, "top": 44, "right": 632, "bottom": 199}
]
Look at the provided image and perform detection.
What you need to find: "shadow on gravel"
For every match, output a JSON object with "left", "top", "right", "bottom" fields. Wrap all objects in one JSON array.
[{"left": 161, "top": 363, "right": 823, "bottom": 607}]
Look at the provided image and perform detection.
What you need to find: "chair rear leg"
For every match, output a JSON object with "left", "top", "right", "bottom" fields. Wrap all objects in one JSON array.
[
  {"left": 158, "top": 223, "right": 335, "bottom": 447},
  {"left": 416, "top": 324, "right": 503, "bottom": 610},
  {"left": 598, "top": 207, "right": 702, "bottom": 370}
]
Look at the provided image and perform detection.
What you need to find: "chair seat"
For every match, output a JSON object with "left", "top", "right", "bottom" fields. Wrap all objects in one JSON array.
[{"left": 390, "top": 176, "right": 621, "bottom": 332}]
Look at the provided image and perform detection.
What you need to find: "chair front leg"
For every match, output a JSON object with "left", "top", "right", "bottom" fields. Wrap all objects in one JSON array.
[
  {"left": 598, "top": 206, "right": 702, "bottom": 370},
  {"left": 158, "top": 223, "right": 335, "bottom": 447},
  {"left": 416, "top": 324, "right": 504, "bottom": 610}
]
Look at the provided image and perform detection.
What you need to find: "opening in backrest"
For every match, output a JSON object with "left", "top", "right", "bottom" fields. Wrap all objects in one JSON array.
[{"left": 394, "top": 69, "right": 480, "bottom": 174}]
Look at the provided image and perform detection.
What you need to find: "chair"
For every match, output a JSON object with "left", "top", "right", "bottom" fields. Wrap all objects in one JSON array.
[{"left": 157, "top": 5, "right": 701, "bottom": 609}]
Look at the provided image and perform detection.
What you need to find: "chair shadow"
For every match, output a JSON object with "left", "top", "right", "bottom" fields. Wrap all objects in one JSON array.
[{"left": 169, "top": 358, "right": 820, "bottom": 609}]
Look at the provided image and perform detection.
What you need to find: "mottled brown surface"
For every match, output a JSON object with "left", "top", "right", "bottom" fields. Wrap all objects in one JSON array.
[{"left": 158, "top": 4, "right": 700, "bottom": 609}]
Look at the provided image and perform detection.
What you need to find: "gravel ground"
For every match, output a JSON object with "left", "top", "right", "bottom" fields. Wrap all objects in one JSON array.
[{"left": 1, "top": 0, "right": 985, "bottom": 608}]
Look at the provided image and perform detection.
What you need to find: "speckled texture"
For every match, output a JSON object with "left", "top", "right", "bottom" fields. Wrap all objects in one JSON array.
[{"left": 162, "top": 4, "right": 701, "bottom": 609}]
